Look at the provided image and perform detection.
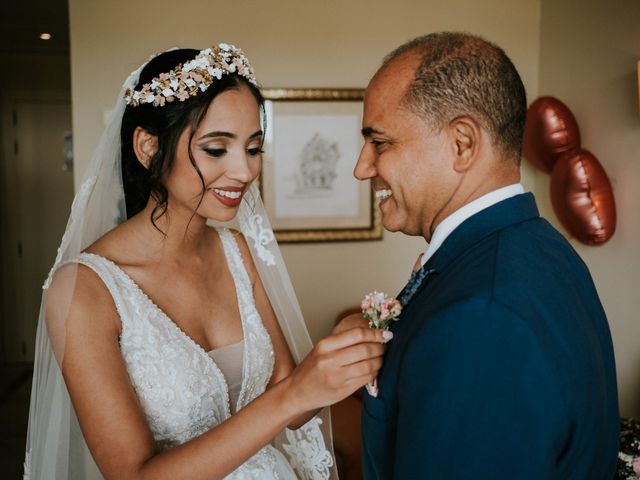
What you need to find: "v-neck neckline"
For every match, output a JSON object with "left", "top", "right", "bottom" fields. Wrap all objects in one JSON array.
[{"left": 80, "top": 251, "right": 246, "bottom": 418}]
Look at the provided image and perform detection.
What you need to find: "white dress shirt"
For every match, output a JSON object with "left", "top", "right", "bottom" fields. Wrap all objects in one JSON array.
[{"left": 420, "top": 183, "right": 525, "bottom": 267}]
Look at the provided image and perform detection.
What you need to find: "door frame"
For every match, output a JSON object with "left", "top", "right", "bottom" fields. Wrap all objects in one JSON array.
[{"left": 0, "top": 89, "right": 71, "bottom": 364}]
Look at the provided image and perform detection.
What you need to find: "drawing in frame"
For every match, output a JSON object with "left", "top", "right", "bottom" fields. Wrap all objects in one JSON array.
[{"left": 260, "top": 88, "right": 382, "bottom": 242}]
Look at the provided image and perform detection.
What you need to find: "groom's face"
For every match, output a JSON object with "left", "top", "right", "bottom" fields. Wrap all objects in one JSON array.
[{"left": 355, "top": 53, "right": 458, "bottom": 241}]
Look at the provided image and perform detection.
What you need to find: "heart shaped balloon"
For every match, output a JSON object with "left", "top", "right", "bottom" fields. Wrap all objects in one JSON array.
[
  {"left": 523, "top": 97, "right": 581, "bottom": 173},
  {"left": 550, "top": 148, "right": 616, "bottom": 245}
]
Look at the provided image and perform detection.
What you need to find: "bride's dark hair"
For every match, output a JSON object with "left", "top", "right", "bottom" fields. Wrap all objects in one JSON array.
[{"left": 120, "top": 48, "right": 265, "bottom": 227}]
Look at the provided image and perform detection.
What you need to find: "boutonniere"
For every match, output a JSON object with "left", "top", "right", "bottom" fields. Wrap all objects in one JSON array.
[{"left": 361, "top": 291, "right": 402, "bottom": 397}]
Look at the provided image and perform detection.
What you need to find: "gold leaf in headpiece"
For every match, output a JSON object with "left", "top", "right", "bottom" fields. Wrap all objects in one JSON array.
[{"left": 124, "top": 43, "right": 257, "bottom": 108}]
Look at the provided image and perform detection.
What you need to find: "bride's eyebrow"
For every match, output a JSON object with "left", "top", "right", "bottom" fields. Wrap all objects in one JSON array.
[
  {"left": 248, "top": 130, "right": 264, "bottom": 140},
  {"left": 198, "top": 131, "right": 235, "bottom": 140},
  {"left": 197, "top": 130, "right": 263, "bottom": 141}
]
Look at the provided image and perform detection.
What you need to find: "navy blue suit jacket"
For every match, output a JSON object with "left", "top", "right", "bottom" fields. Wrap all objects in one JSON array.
[{"left": 361, "top": 193, "right": 619, "bottom": 479}]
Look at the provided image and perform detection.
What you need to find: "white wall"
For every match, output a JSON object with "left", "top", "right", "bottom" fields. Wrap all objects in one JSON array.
[
  {"left": 68, "top": 0, "right": 541, "bottom": 342},
  {"left": 537, "top": 0, "right": 640, "bottom": 417}
]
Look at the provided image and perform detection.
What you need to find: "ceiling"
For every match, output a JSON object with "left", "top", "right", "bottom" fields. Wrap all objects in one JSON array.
[{"left": 0, "top": 0, "right": 69, "bottom": 54}]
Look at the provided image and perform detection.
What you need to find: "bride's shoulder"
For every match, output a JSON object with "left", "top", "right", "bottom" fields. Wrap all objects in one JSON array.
[
  {"left": 43, "top": 261, "right": 121, "bottom": 358},
  {"left": 46, "top": 261, "right": 116, "bottom": 314}
]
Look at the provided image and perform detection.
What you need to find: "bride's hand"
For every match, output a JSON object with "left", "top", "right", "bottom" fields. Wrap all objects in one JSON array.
[
  {"left": 283, "top": 326, "right": 391, "bottom": 413},
  {"left": 333, "top": 312, "right": 369, "bottom": 334}
]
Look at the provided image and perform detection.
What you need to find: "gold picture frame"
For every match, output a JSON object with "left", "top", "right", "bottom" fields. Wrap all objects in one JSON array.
[{"left": 261, "top": 88, "right": 382, "bottom": 243}]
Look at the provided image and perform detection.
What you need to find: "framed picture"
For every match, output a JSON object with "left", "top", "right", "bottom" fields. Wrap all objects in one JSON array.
[{"left": 261, "top": 88, "right": 382, "bottom": 242}]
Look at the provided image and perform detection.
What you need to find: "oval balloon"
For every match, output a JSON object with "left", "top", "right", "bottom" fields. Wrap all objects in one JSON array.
[
  {"left": 523, "top": 96, "right": 581, "bottom": 173},
  {"left": 550, "top": 148, "right": 616, "bottom": 245}
]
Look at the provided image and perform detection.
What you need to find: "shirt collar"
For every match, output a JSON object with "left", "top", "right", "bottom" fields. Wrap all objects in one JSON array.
[{"left": 421, "top": 183, "right": 525, "bottom": 267}]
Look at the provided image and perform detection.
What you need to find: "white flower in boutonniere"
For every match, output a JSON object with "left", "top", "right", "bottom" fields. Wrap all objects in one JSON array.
[{"left": 361, "top": 291, "right": 402, "bottom": 397}]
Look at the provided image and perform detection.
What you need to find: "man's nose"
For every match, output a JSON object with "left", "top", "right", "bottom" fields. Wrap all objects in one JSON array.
[{"left": 354, "top": 144, "right": 376, "bottom": 180}]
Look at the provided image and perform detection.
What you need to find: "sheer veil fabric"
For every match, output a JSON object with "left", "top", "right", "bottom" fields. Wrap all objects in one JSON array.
[{"left": 24, "top": 54, "right": 336, "bottom": 479}]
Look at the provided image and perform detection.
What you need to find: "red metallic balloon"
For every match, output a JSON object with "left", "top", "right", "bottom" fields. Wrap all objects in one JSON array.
[
  {"left": 523, "top": 97, "right": 581, "bottom": 173},
  {"left": 550, "top": 148, "right": 616, "bottom": 245}
]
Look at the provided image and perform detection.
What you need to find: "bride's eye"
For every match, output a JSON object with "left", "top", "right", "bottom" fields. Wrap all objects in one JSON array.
[
  {"left": 203, "top": 147, "right": 227, "bottom": 158},
  {"left": 247, "top": 146, "right": 264, "bottom": 157}
]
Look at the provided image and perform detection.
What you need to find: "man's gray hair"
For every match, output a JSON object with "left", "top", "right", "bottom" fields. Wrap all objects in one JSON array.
[{"left": 384, "top": 32, "right": 527, "bottom": 161}]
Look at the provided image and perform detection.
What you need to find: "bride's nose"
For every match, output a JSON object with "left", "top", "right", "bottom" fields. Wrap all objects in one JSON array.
[{"left": 227, "top": 154, "right": 255, "bottom": 183}]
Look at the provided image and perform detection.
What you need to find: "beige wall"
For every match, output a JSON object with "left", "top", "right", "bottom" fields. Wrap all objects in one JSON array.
[
  {"left": 537, "top": 0, "right": 640, "bottom": 417},
  {"left": 69, "top": 0, "right": 541, "bottom": 343}
]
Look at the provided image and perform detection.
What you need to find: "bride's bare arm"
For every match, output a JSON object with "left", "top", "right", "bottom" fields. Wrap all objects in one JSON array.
[
  {"left": 48, "top": 264, "right": 385, "bottom": 480},
  {"left": 235, "top": 233, "right": 362, "bottom": 429}
]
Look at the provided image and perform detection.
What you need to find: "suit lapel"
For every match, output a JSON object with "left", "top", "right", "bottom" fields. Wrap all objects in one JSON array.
[
  {"left": 397, "top": 266, "right": 437, "bottom": 308},
  {"left": 394, "top": 193, "right": 540, "bottom": 314}
]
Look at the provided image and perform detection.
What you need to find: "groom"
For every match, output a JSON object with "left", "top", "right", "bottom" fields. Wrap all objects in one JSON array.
[{"left": 352, "top": 32, "right": 619, "bottom": 478}]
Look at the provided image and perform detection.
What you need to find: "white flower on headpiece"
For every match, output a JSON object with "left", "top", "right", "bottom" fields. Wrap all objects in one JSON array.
[
  {"left": 211, "top": 67, "right": 223, "bottom": 79},
  {"left": 125, "top": 43, "right": 257, "bottom": 107},
  {"left": 193, "top": 57, "right": 209, "bottom": 69}
]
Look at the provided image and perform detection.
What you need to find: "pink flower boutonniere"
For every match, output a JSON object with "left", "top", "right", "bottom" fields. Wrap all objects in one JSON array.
[{"left": 361, "top": 291, "right": 402, "bottom": 397}]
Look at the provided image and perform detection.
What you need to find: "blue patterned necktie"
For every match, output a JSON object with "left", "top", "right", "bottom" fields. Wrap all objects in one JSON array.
[{"left": 399, "top": 255, "right": 436, "bottom": 306}]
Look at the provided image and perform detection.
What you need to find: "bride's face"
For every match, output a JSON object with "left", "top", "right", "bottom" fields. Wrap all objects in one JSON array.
[{"left": 165, "top": 84, "right": 263, "bottom": 222}]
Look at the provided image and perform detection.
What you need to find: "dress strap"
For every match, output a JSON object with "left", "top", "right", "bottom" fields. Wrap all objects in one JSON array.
[
  {"left": 217, "top": 228, "right": 255, "bottom": 299},
  {"left": 61, "top": 253, "right": 132, "bottom": 326},
  {"left": 217, "top": 227, "right": 273, "bottom": 413}
]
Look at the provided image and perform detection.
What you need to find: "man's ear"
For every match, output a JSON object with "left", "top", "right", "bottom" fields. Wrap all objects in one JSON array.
[
  {"left": 132, "top": 127, "right": 159, "bottom": 169},
  {"left": 448, "top": 116, "right": 481, "bottom": 173}
]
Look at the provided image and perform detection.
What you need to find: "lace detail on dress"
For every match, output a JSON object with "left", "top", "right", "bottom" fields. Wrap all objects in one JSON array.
[
  {"left": 218, "top": 228, "right": 275, "bottom": 412},
  {"left": 72, "top": 252, "right": 229, "bottom": 448},
  {"left": 63, "top": 228, "right": 288, "bottom": 478},
  {"left": 282, "top": 417, "right": 334, "bottom": 480},
  {"left": 242, "top": 214, "right": 276, "bottom": 266}
]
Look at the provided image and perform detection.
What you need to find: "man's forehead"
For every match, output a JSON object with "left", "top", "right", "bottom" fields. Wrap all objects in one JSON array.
[
  {"left": 364, "top": 51, "right": 421, "bottom": 108},
  {"left": 372, "top": 50, "right": 421, "bottom": 86}
]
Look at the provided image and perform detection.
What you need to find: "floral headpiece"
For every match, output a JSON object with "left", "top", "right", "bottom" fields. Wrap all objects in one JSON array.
[{"left": 124, "top": 43, "right": 257, "bottom": 107}]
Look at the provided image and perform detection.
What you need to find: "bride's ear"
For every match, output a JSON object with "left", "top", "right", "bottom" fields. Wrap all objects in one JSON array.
[{"left": 133, "top": 127, "right": 158, "bottom": 169}]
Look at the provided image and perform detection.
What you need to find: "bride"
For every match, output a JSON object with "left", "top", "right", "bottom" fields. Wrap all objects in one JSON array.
[{"left": 24, "top": 44, "right": 389, "bottom": 479}]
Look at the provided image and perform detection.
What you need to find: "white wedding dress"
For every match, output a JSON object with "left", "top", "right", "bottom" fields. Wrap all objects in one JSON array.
[{"left": 60, "top": 227, "right": 327, "bottom": 479}]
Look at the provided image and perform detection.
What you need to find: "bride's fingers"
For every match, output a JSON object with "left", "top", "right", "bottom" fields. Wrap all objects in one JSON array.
[
  {"left": 342, "top": 371, "right": 382, "bottom": 393},
  {"left": 312, "top": 363, "right": 381, "bottom": 405},
  {"left": 332, "top": 313, "right": 368, "bottom": 335},
  {"left": 316, "top": 326, "right": 391, "bottom": 353},
  {"left": 340, "top": 356, "right": 383, "bottom": 382},
  {"left": 330, "top": 342, "right": 385, "bottom": 368}
]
